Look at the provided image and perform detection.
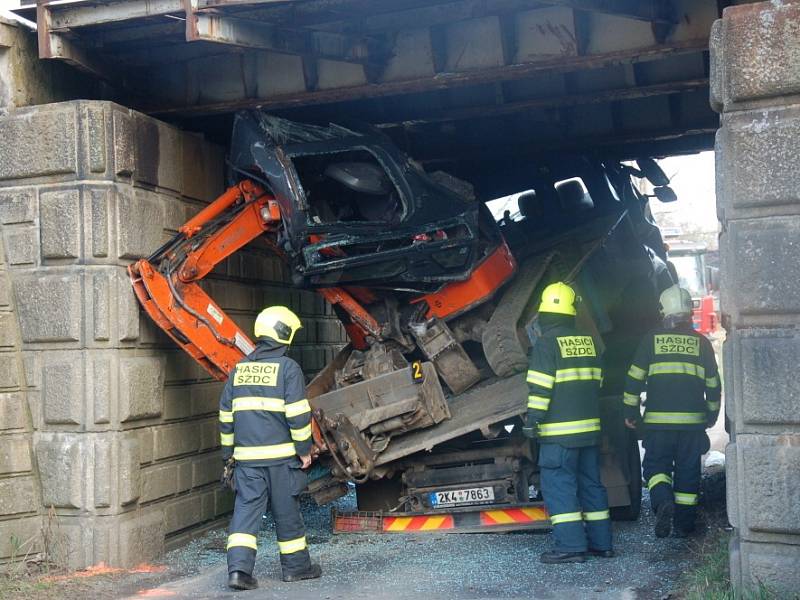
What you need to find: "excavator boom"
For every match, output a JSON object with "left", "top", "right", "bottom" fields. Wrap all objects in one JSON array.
[{"left": 128, "top": 181, "right": 281, "bottom": 381}]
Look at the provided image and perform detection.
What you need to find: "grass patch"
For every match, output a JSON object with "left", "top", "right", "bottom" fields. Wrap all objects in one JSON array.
[
  {"left": 682, "top": 531, "right": 786, "bottom": 600},
  {"left": 0, "top": 574, "right": 56, "bottom": 598},
  {"left": 0, "top": 567, "right": 127, "bottom": 600}
]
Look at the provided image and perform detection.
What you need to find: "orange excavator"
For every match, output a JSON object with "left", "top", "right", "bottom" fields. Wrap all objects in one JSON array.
[
  {"left": 130, "top": 112, "right": 675, "bottom": 526},
  {"left": 131, "top": 174, "right": 514, "bottom": 451}
]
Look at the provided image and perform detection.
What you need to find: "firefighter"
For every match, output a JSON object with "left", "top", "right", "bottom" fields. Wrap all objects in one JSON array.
[
  {"left": 219, "top": 306, "right": 321, "bottom": 590},
  {"left": 623, "top": 285, "right": 721, "bottom": 538},
  {"left": 523, "top": 282, "right": 614, "bottom": 564}
]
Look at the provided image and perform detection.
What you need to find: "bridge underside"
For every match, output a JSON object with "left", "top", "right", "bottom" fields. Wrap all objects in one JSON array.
[{"left": 19, "top": 0, "right": 737, "bottom": 194}]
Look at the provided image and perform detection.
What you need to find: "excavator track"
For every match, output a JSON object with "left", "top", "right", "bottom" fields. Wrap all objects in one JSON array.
[
  {"left": 482, "top": 253, "right": 555, "bottom": 378},
  {"left": 481, "top": 212, "right": 628, "bottom": 378}
]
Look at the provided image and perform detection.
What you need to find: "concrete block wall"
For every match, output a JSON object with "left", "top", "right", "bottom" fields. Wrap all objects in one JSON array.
[
  {"left": 711, "top": 2, "right": 800, "bottom": 595},
  {"left": 0, "top": 100, "right": 346, "bottom": 568},
  {"left": 0, "top": 190, "right": 43, "bottom": 566}
]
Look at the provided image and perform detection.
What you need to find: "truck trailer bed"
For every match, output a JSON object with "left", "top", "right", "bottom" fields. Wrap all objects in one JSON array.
[{"left": 375, "top": 373, "right": 528, "bottom": 465}]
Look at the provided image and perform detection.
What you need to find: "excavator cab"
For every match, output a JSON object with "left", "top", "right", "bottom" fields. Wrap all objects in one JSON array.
[
  {"left": 227, "top": 112, "right": 501, "bottom": 292},
  {"left": 318, "top": 161, "right": 400, "bottom": 223}
]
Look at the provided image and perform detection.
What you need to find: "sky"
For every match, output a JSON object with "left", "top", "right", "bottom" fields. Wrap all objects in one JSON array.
[{"left": 649, "top": 151, "right": 718, "bottom": 236}]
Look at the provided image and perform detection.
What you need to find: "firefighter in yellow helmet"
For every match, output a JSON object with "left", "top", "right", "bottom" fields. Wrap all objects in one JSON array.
[
  {"left": 624, "top": 285, "right": 720, "bottom": 538},
  {"left": 523, "top": 282, "right": 614, "bottom": 563},
  {"left": 219, "top": 306, "right": 321, "bottom": 590}
]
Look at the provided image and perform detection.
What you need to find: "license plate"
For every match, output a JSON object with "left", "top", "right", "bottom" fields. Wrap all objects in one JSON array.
[{"left": 430, "top": 486, "right": 495, "bottom": 507}]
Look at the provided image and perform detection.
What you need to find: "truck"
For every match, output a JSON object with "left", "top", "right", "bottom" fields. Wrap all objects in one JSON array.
[
  {"left": 663, "top": 233, "right": 719, "bottom": 335},
  {"left": 129, "top": 112, "right": 678, "bottom": 531}
]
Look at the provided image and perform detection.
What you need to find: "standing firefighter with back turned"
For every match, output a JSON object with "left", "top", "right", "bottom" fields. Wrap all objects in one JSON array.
[
  {"left": 624, "top": 285, "right": 721, "bottom": 538},
  {"left": 219, "top": 306, "right": 322, "bottom": 590},
  {"left": 523, "top": 282, "right": 614, "bottom": 564}
]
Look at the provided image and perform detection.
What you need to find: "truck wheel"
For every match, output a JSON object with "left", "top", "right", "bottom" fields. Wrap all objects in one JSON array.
[
  {"left": 355, "top": 477, "right": 403, "bottom": 512},
  {"left": 610, "top": 434, "right": 642, "bottom": 521}
]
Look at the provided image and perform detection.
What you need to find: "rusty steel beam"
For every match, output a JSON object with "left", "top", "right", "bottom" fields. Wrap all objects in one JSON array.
[
  {"left": 147, "top": 38, "right": 708, "bottom": 117},
  {"left": 47, "top": 0, "right": 184, "bottom": 30},
  {"left": 232, "top": 0, "right": 561, "bottom": 37},
  {"left": 198, "top": 0, "right": 301, "bottom": 6},
  {"left": 216, "top": 0, "right": 460, "bottom": 29},
  {"left": 376, "top": 78, "right": 709, "bottom": 129},
  {"left": 193, "top": 0, "right": 674, "bottom": 33},
  {"left": 28, "top": 0, "right": 681, "bottom": 32},
  {"left": 36, "top": 1, "right": 118, "bottom": 84},
  {"left": 537, "top": 0, "right": 677, "bottom": 24},
  {"left": 184, "top": 11, "right": 387, "bottom": 64}
]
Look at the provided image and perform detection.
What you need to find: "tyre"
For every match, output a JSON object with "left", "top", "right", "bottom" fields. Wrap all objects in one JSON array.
[{"left": 610, "top": 433, "right": 642, "bottom": 521}]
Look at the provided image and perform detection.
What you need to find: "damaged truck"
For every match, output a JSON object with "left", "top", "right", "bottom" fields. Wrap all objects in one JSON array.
[{"left": 130, "top": 112, "right": 676, "bottom": 531}]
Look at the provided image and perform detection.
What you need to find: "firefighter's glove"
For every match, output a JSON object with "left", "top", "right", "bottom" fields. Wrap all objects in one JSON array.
[
  {"left": 522, "top": 425, "right": 538, "bottom": 439},
  {"left": 221, "top": 457, "right": 235, "bottom": 491}
]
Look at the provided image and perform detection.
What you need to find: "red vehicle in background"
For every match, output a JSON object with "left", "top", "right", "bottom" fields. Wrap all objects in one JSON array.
[{"left": 664, "top": 237, "right": 719, "bottom": 335}]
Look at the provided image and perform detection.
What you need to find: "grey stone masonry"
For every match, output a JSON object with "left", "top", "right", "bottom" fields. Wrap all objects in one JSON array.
[
  {"left": 712, "top": 1, "right": 800, "bottom": 596},
  {"left": 0, "top": 100, "right": 346, "bottom": 568},
  {"left": 0, "top": 188, "right": 43, "bottom": 567}
]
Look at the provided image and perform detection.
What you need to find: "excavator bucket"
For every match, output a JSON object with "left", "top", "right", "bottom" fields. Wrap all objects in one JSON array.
[{"left": 129, "top": 260, "right": 254, "bottom": 382}]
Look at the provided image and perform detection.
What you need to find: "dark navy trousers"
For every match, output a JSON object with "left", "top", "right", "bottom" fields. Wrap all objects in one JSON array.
[
  {"left": 538, "top": 443, "right": 613, "bottom": 553},
  {"left": 642, "top": 429, "right": 709, "bottom": 532},
  {"left": 227, "top": 463, "right": 311, "bottom": 576}
]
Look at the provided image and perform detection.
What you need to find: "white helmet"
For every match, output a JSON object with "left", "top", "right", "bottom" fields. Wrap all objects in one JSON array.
[{"left": 659, "top": 285, "right": 692, "bottom": 318}]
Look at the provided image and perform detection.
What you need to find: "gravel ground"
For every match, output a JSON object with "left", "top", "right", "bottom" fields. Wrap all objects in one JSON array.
[{"left": 115, "top": 488, "right": 725, "bottom": 600}]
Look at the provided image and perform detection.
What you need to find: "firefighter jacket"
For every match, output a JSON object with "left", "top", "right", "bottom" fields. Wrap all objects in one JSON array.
[
  {"left": 623, "top": 323, "right": 720, "bottom": 430},
  {"left": 219, "top": 342, "right": 313, "bottom": 466},
  {"left": 526, "top": 319, "right": 604, "bottom": 447}
]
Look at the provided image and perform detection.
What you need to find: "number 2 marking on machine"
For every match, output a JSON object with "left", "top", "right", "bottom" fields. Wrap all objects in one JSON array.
[{"left": 412, "top": 360, "right": 424, "bottom": 383}]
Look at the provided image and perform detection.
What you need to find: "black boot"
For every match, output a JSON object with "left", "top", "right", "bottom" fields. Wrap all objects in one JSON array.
[
  {"left": 654, "top": 500, "right": 674, "bottom": 538},
  {"left": 587, "top": 548, "right": 616, "bottom": 558},
  {"left": 228, "top": 571, "right": 258, "bottom": 590},
  {"left": 540, "top": 551, "right": 586, "bottom": 564},
  {"left": 282, "top": 562, "right": 322, "bottom": 582}
]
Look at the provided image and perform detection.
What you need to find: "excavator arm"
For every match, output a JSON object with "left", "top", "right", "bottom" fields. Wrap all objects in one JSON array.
[
  {"left": 128, "top": 180, "right": 281, "bottom": 381},
  {"left": 128, "top": 179, "right": 525, "bottom": 486}
]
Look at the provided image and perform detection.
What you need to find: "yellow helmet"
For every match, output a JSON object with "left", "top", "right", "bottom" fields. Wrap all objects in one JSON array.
[
  {"left": 538, "top": 282, "right": 577, "bottom": 316},
  {"left": 254, "top": 306, "right": 302, "bottom": 345}
]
